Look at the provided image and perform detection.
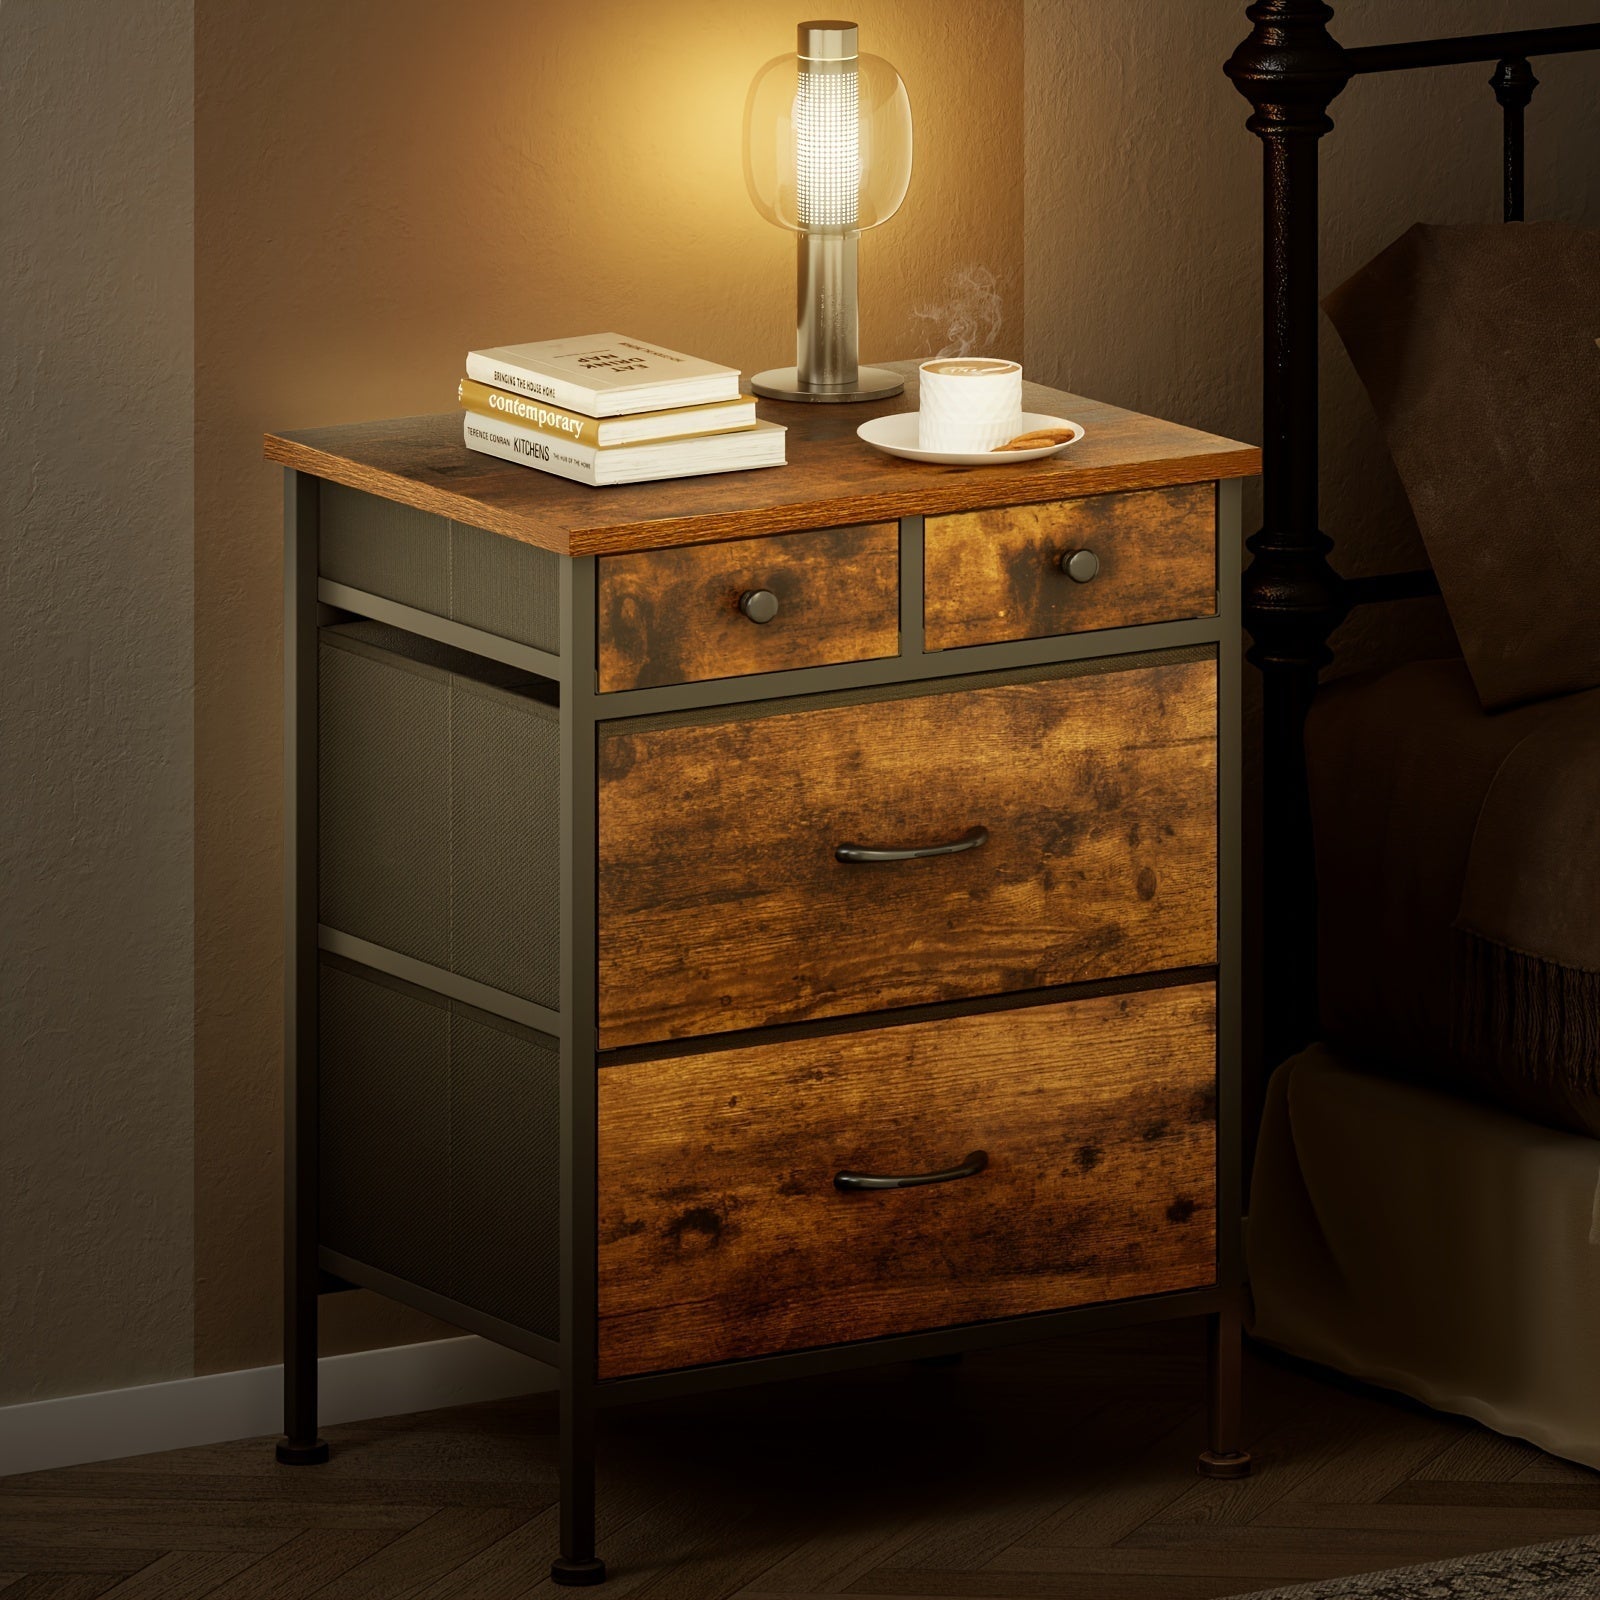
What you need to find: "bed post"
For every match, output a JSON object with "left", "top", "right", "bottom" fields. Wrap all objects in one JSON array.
[
  {"left": 1489, "top": 56, "right": 1537, "bottom": 222},
  {"left": 1225, "top": 2, "right": 1349, "bottom": 1113}
]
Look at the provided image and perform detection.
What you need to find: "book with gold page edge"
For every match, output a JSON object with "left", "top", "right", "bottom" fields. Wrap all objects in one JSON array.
[{"left": 458, "top": 378, "right": 758, "bottom": 449}]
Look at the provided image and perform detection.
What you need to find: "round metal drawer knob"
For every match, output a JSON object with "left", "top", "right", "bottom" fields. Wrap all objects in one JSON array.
[
  {"left": 739, "top": 588, "right": 780, "bottom": 624},
  {"left": 1059, "top": 549, "right": 1100, "bottom": 584}
]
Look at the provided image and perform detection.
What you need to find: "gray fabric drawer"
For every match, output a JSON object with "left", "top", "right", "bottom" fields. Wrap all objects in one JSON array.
[
  {"left": 320, "top": 482, "right": 561, "bottom": 655},
  {"left": 318, "top": 955, "right": 559, "bottom": 1340},
  {"left": 319, "top": 621, "right": 560, "bottom": 1010}
]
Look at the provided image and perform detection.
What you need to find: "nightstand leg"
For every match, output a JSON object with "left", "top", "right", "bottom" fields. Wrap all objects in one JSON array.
[
  {"left": 552, "top": 552, "right": 604, "bottom": 1585},
  {"left": 277, "top": 1264, "right": 326, "bottom": 1466},
  {"left": 277, "top": 467, "right": 328, "bottom": 1469},
  {"left": 1199, "top": 1307, "right": 1252, "bottom": 1478},
  {"left": 552, "top": 1381, "right": 605, "bottom": 1585}
]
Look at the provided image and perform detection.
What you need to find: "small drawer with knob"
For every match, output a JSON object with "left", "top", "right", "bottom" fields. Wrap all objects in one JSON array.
[
  {"left": 923, "top": 483, "right": 1217, "bottom": 650},
  {"left": 596, "top": 979, "right": 1219, "bottom": 1376},
  {"left": 596, "top": 522, "right": 899, "bottom": 692}
]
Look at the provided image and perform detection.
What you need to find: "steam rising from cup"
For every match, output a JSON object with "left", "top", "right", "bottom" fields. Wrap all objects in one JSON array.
[{"left": 913, "top": 264, "right": 1006, "bottom": 360}]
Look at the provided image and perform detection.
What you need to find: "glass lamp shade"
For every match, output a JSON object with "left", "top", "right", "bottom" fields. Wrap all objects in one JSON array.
[
  {"left": 743, "top": 50, "right": 912, "bottom": 235},
  {"left": 745, "top": 22, "right": 913, "bottom": 402}
]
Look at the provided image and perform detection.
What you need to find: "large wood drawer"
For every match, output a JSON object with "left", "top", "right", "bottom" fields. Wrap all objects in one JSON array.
[
  {"left": 924, "top": 483, "right": 1216, "bottom": 650},
  {"left": 597, "top": 522, "right": 898, "bottom": 691},
  {"left": 597, "top": 651, "right": 1217, "bottom": 1048},
  {"left": 597, "top": 981, "right": 1218, "bottom": 1377}
]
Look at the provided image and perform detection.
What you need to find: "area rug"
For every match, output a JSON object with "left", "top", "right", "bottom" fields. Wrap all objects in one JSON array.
[{"left": 1227, "top": 1535, "right": 1600, "bottom": 1598}]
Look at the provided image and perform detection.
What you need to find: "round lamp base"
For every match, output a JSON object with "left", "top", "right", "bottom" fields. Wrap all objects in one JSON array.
[{"left": 750, "top": 366, "right": 905, "bottom": 404}]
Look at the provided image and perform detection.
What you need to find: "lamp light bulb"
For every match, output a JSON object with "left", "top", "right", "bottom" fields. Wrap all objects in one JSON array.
[{"left": 795, "top": 60, "right": 860, "bottom": 229}]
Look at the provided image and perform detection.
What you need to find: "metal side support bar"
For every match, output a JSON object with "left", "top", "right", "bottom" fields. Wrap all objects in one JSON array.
[
  {"left": 279, "top": 469, "right": 329, "bottom": 1467},
  {"left": 553, "top": 554, "right": 606, "bottom": 1587}
]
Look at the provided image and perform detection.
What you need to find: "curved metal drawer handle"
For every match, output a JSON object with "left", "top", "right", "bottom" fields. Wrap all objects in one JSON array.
[
  {"left": 834, "top": 825, "right": 989, "bottom": 864},
  {"left": 834, "top": 1150, "right": 988, "bottom": 1193}
]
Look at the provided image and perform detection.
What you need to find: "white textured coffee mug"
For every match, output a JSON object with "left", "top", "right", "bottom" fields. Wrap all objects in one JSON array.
[{"left": 918, "top": 357, "right": 1024, "bottom": 452}]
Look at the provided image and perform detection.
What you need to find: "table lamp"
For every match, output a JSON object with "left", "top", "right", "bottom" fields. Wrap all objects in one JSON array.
[{"left": 744, "top": 20, "right": 913, "bottom": 402}]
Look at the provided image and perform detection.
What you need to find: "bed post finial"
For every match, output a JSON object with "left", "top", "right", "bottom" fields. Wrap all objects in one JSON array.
[
  {"left": 1226, "top": 3, "right": 1349, "bottom": 1090},
  {"left": 1226, "top": 0, "right": 1347, "bottom": 137}
]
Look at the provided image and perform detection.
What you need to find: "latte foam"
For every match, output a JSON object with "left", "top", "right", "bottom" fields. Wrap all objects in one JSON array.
[{"left": 921, "top": 358, "right": 1021, "bottom": 378}]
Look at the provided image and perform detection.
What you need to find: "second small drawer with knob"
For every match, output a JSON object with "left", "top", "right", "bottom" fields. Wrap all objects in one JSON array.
[
  {"left": 597, "top": 521, "right": 899, "bottom": 691},
  {"left": 924, "top": 483, "right": 1217, "bottom": 650}
]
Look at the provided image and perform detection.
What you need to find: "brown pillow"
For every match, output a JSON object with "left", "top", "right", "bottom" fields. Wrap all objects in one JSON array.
[{"left": 1323, "top": 222, "right": 1600, "bottom": 709}]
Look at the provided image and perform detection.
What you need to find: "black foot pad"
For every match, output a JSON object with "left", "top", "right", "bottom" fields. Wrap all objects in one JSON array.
[
  {"left": 275, "top": 1439, "right": 330, "bottom": 1466},
  {"left": 551, "top": 1556, "right": 607, "bottom": 1586},
  {"left": 1198, "top": 1449, "right": 1253, "bottom": 1479}
]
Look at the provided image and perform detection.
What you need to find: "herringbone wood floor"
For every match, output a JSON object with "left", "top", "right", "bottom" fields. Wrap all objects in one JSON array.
[{"left": 3, "top": 1324, "right": 1597, "bottom": 1600}]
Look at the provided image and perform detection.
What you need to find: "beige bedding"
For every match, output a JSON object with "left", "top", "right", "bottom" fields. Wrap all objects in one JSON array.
[
  {"left": 1310, "top": 658, "right": 1600, "bottom": 1135},
  {"left": 1248, "top": 1044, "right": 1600, "bottom": 1468}
]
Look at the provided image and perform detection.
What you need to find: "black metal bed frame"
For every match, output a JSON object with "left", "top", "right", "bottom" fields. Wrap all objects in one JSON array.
[{"left": 1224, "top": 3, "right": 1600, "bottom": 1090}]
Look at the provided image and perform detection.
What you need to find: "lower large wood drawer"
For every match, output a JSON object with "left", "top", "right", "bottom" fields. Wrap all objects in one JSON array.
[
  {"left": 598, "top": 648, "right": 1217, "bottom": 1048},
  {"left": 597, "top": 981, "right": 1218, "bottom": 1378}
]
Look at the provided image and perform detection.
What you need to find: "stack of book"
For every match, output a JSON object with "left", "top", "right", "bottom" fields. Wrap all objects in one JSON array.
[{"left": 459, "top": 333, "right": 785, "bottom": 487}]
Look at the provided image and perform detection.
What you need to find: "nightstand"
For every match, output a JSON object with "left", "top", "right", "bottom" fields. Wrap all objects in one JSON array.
[{"left": 266, "top": 365, "right": 1259, "bottom": 1584}]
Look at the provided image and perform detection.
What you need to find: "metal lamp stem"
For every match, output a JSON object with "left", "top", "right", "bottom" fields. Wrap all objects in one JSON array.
[
  {"left": 796, "top": 231, "right": 859, "bottom": 390},
  {"left": 752, "top": 237, "right": 905, "bottom": 401}
]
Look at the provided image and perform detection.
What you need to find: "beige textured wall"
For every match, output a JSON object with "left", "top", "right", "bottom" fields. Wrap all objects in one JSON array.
[
  {"left": 1023, "top": 0, "right": 1600, "bottom": 1073},
  {"left": 2, "top": 0, "right": 196, "bottom": 1405},
  {"left": 193, "top": 0, "right": 1025, "bottom": 1375}
]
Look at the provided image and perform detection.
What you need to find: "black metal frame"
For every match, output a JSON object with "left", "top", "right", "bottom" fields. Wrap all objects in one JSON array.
[
  {"left": 279, "top": 473, "right": 327, "bottom": 1468},
  {"left": 1224, "top": 3, "right": 1600, "bottom": 1092},
  {"left": 281, "top": 471, "right": 1249, "bottom": 1580}
]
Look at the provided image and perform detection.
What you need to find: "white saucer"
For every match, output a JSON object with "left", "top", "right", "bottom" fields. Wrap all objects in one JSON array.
[{"left": 856, "top": 411, "right": 1084, "bottom": 466}]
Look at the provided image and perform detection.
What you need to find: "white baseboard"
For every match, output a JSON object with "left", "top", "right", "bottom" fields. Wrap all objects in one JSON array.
[{"left": 0, "top": 1336, "right": 555, "bottom": 1478}]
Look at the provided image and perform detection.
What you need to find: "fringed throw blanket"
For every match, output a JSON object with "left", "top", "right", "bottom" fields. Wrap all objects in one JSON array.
[
  {"left": 1308, "top": 658, "right": 1600, "bottom": 1137},
  {"left": 1454, "top": 715, "right": 1600, "bottom": 1131}
]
